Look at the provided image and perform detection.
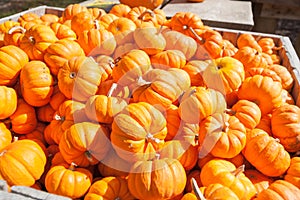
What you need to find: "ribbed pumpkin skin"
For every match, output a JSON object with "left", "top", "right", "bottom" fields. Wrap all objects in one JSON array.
[
  {"left": 284, "top": 156, "right": 300, "bottom": 188},
  {"left": 242, "top": 128, "right": 291, "bottom": 177},
  {"left": 256, "top": 180, "right": 300, "bottom": 200},
  {"left": 271, "top": 104, "right": 300, "bottom": 152},
  {"left": 200, "top": 183, "right": 240, "bottom": 200},
  {"left": 45, "top": 164, "right": 93, "bottom": 199},
  {"left": 128, "top": 158, "right": 187, "bottom": 200},
  {"left": 0, "top": 139, "right": 46, "bottom": 186},
  {"left": 0, "top": 122, "right": 11, "bottom": 151},
  {"left": 84, "top": 176, "right": 135, "bottom": 200},
  {"left": 0, "top": 86, "right": 17, "bottom": 120},
  {"left": 0, "top": 45, "right": 29, "bottom": 86},
  {"left": 119, "top": 0, "right": 164, "bottom": 10},
  {"left": 20, "top": 60, "right": 54, "bottom": 107}
]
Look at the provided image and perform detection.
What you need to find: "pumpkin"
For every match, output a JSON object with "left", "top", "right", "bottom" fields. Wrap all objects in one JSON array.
[
  {"left": 111, "top": 102, "right": 167, "bottom": 162},
  {"left": 203, "top": 56, "right": 245, "bottom": 95},
  {"left": 45, "top": 99, "right": 88, "bottom": 145},
  {"left": 77, "top": 28, "right": 117, "bottom": 57},
  {"left": 132, "top": 68, "right": 191, "bottom": 109},
  {"left": 228, "top": 99, "right": 262, "bottom": 130},
  {"left": 107, "top": 17, "right": 136, "bottom": 45},
  {"left": 0, "top": 139, "right": 46, "bottom": 186},
  {"left": 178, "top": 86, "right": 226, "bottom": 124},
  {"left": 182, "top": 60, "right": 210, "bottom": 87},
  {"left": 18, "top": 122, "right": 46, "bottom": 146},
  {"left": 198, "top": 113, "right": 247, "bottom": 159},
  {"left": 256, "top": 180, "right": 300, "bottom": 200},
  {"left": 271, "top": 104, "right": 300, "bottom": 152},
  {"left": 233, "top": 46, "right": 271, "bottom": 71},
  {"left": 84, "top": 176, "right": 135, "bottom": 200},
  {"left": 257, "top": 37, "right": 277, "bottom": 55},
  {"left": 19, "top": 24, "right": 58, "bottom": 61},
  {"left": 97, "top": 147, "right": 132, "bottom": 178},
  {"left": 45, "top": 162, "right": 93, "bottom": 199},
  {"left": 62, "top": 3, "right": 89, "bottom": 22},
  {"left": 20, "top": 60, "right": 54, "bottom": 107},
  {"left": 167, "top": 12, "right": 206, "bottom": 41},
  {"left": 242, "top": 128, "right": 291, "bottom": 177},
  {"left": 99, "top": 13, "right": 119, "bottom": 29},
  {"left": 245, "top": 67, "right": 281, "bottom": 82},
  {"left": 128, "top": 157, "right": 187, "bottom": 200},
  {"left": 84, "top": 94, "right": 128, "bottom": 124},
  {"left": 0, "top": 122, "right": 11, "bottom": 151},
  {"left": 200, "top": 158, "right": 256, "bottom": 200},
  {"left": 3, "top": 26, "right": 25, "bottom": 46},
  {"left": 151, "top": 49, "right": 186, "bottom": 70},
  {"left": 71, "top": 11, "right": 98, "bottom": 36},
  {"left": 126, "top": 6, "right": 162, "bottom": 27},
  {"left": 163, "top": 104, "right": 181, "bottom": 141},
  {"left": 244, "top": 169, "right": 274, "bottom": 194},
  {"left": 57, "top": 56, "right": 103, "bottom": 102},
  {"left": 59, "top": 122, "right": 110, "bottom": 167},
  {"left": 109, "top": 4, "right": 131, "bottom": 17},
  {"left": 181, "top": 193, "right": 198, "bottom": 200},
  {"left": 134, "top": 26, "right": 166, "bottom": 55},
  {"left": 237, "top": 33, "right": 262, "bottom": 52},
  {"left": 44, "top": 38, "right": 85, "bottom": 76},
  {"left": 159, "top": 140, "right": 198, "bottom": 170},
  {"left": 186, "top": 170, "right": 202, "bottom": 193},
  {"left": 113, "top": 42, "right": 138, "bottom": 59},
  {"left": 112, "top": 49, "right": 151, "bottom": 88},
  {"left": 162, "top": 28, "right": 197, "bottom": 60},
  {"left": 0, "top": 20, "right": 20, "bottom": 37},
  {"left": 197, "top": 153, "right": 247, "bottom": 169},
  {"left": 49, "top": 85, "right": 67, "bottom": 111},
  {"left": 36, "top": 104, "right": 55, "bottom": 122},
  {"left": 9, "top": 98, "right": 37, "bottom": 134},
  {"left": 0, "top": 45, "right": 29, "bottom": 86},
  {"left": 268, "top": 64, "right": 294, "bottom": 91},
  {"left": 0, "top": 86, "right": 17, "bottom": 120},
  {"left": 40, "top": 13, "right": 59, "bottom": 25},
  {"left": 49, "top": 22, "right": 77, "bottom": 40},
  {"left": 237, "top": 74, "right": 282, "bottom": 116},
  {"left": 284, "top": 156, "right": 300, "bottom": 188},
  {"left": 199, "top": 183, "right": 240, "bottom": 200},
  {"left": 256, "top": 113, "right": 272, "bottom": 135},
  {"left": 119, "top": 0, "right": 164, "bottom": 10}
]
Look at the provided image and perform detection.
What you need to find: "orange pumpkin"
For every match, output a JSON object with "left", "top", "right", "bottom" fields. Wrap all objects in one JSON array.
[
  {"left": 20, "top": 60, "right": 54, "bottom": 107},
  {"left": 84, "top": 176, "right": 135, "bottom": 200},
  {"left": 0, "top": 139, "right": 46, "bottom": 186},
  {"left": 9, "top": 98, "right": 37, "bottom": 134},
  {"left": 256, "top": 180, "right": 300, "bottom": 200},
  {"left": 107, "top": 17, "right": 136, "bottom": 45},
  {"left": 45, "top": 162, "right": 93, "bottom": 199},
  {"left": 0, "top": 86, "right": 17, "bottom": 120},
  {"left": 119, "top": 0, "right": 164, "bottom": 10},
  {"left": 0, "top": 45, "right": 29, "bottom": 86},
  {"left": 44, "top": 38, "right": 85, "bottom": 76},
  {"left": 151, "top": 49, "right": 186, "bottom": 70},
  {"left": 128, "top": 157, "right": 187, "bottom": 200},
  {"left": 111, "top": 102, "right": 167, "bottom": 161},
  {"left": 198, "top": 113, "right": 247, "bottom": 159},
  {"left": 284, "top": 156, "right": 300, "bottom": 188},
  {"left": 61, "top": 3, "right": 89, "bottom": 22},
  {"left": 182, "top": 60, "right": 210, "bottom": 87},
  {"left": 244, "top": 169, "right": 274, "bottom": 195},
  {"left": 19, "top": 24, "right": 58, "bottom": 61},
  {"left": 57, "top": 56, "right": 103, "bottom": 102},
  {"left": 0, "top": 122, "right": 11, "bottom": 151},
  {"left": 237, "top": 74, "right": 282, "bottom": 116},
  {"left": 109, "top": 4, "right": 131, "bottom": 17},
  {"left": 49, "top": 22, "right": 77, "bottom": 40},
  {"left": 243, "top": 128, "right": 291, "bottom": 177},
  {"left": 59, "top": 122, "right": 110, "bottom": 167},
  {"left": 237, "top": 33, "right": 262, "bottom": 52},
  {"left": 200, "top": 158, "right": 256, "bottom": 200},
  {"left": 271, "top": 104, "right": 300, "bottom": 152}
]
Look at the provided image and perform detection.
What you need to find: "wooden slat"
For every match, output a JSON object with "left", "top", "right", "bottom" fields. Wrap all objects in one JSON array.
[{"left": 252, "top": 0, "right": 300, "bottom": 7}]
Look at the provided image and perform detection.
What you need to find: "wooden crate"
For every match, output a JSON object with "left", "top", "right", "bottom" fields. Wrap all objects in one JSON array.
[{"left": 0, "top": 5, "right": 300, "bottom": 200}]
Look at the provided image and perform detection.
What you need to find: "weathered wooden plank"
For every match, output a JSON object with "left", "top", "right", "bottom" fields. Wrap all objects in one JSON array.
[
  {"left": 11, "top": 186, "right": 72, "bottom": 200},
  {"left": 0, "top": 191, "right": 33, "bottom": 200},
  {"left": 0, "top": 180, "right": 8, "bottom": 192},
  {"left": 252, "top": 0, "right": 300, "bottom": 7}
]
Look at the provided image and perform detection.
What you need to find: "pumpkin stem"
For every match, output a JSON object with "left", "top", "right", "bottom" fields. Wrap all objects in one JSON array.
[
  {"left": 136, "top": 76, "right": 151, "bottom": 86},
  {"left": 188, "top": 26, "right": 204, "bottom": 44},
  {"left": 54, "top": 114, "right": 65, "bottom": 121},
  {"left": 69, "top": 71, "right": 76, "bottom": 79},
  {"left": 94, "top": 19, "right": 101, "bottom": 30},
  {"left": 69, "top": 162, "right": 78, "bottom": 171},
  {"left": 0, "top": 150, "right": 7, "bottom": 157},
  {"left": 231, "top": 164, "right": 245, "bottom": 177},
  {"left": 139, "top": 9, "right": 155, "bottom": 21},
  {"left": 191, "top": 178, "right": 206, "bottom": 200},
  {"left": 8, "top": 25, "right": 26, "bottom": 34},
  {"left": 107, "top": 83, "right": 118, "bottom": 97},
  {"left": 115, "top": 198, "right": 121, "bottom": 200},
  {"left": 29, "top": 36, "right": 36, "bottom": 44},
  {"left": 272, "top": 46, "right": 283, "bottom": 51},
  {"left": 225, "top": 108, "right": 236, "bottom": 116}
]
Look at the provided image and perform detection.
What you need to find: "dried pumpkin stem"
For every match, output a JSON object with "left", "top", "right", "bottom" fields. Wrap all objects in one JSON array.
[
  {"left": 231, "top": 164, "right": 245, "bottom": 177},
  {"left": 191, "top": 178, "right": 206, "bottom": 200},
  {"left": 139, "top": 10, "right": 155, "bottom": 21},
  {"left": 146, "top": 133, "right": 161, "bottom": 144},
  {"left": 69, "top": 162, "right": 78, "bottom": 171},
  {"left": 8, "top": 25, "right": 26, "bottom": 34},
  {"left": 85, "top": 151, "right": 94, "bottom": 162},
  {"left": 188, "top": 26, "right": 204, "bottom": 44},
  {"left": 225, "top": 108, "right": 236, "bottom": 116},
  {"left": 107, "top": 83, "right": 118, "bottom": 97},
  {"left": 54, "top": 114, "right": 64, "bottom": 121}
]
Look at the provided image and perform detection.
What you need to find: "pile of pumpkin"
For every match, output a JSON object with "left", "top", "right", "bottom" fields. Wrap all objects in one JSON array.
[{"left": 0, "top": 2, "right": 300, "bottom": 200}]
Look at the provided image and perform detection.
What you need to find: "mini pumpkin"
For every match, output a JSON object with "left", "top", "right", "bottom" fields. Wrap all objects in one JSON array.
[
  {"left": 0, "top": 86, "right": 17, "bottom": 120},
  {"left": 0, "top": 122, "right": 11, "bottom": 151},
  {"left": 284, "top": 156, "right": 300, "bottom": 188}
]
